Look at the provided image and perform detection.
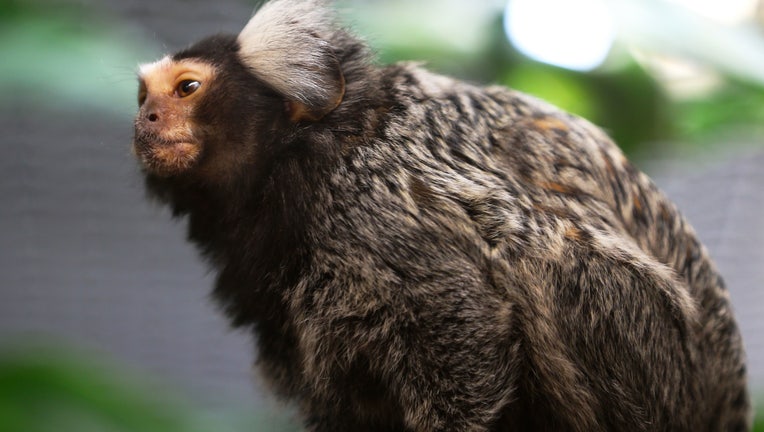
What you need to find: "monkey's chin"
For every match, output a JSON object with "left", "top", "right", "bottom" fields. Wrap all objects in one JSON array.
[{"left": 133, "top": 140, "right": 202, "bottom": 177}]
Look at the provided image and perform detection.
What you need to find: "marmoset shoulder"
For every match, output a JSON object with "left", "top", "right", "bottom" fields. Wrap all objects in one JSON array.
[{"left": 133, "top": 1, "right": 750, "bottom": 431}]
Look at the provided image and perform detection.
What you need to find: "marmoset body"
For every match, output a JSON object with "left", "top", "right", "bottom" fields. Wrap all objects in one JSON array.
[{"left": 133, "top": 1, "right": 749, "bottom": 430}]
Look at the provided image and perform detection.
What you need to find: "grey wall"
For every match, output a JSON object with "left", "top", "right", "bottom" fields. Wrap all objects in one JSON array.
[{"left": 647, "top": 148, "right": 764, "bottom": 387}]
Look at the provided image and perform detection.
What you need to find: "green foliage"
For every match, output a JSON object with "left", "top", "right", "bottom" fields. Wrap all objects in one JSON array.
[
  {"left": 675, "top": 79, "right": 764, "bottom": 141},
  {"left": 0, "top": 0, "right": 156, "bottom": 117},
  {"left": 754, "top": 403, "right": 764, "bottom": 432},
  {"left": 0, "top": 349, "right": 182, "bottom": 432},
  {"left": 0, "top": 344, "right": 300, "bottom": 432}
]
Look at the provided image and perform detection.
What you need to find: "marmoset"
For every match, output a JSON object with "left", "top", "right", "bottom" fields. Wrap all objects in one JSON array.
[{"left": 133, "top": 0, "right": 750, "bottom": 430}]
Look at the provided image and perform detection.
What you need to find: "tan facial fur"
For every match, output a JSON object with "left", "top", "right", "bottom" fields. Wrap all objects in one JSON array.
[{"left": 133, "top": 57, "right": 216, "bottom": 176}]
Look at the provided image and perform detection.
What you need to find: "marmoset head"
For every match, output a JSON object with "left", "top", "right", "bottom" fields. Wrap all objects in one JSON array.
[{"left": 132, "top": 0, "right": 346, "bottom": 180}]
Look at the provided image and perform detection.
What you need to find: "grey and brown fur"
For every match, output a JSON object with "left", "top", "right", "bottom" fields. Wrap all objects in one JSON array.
[{"left": 133, "top": 0, "right": 750, "bottom": 430}]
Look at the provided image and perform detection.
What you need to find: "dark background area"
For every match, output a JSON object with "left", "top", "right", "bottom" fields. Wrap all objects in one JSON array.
[{"left": 1, "top": 0, "right": 762, "bottom": 430}]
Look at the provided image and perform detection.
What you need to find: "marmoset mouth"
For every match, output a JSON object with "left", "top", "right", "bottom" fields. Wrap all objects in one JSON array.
[{"left": 133, "top": 134, "right": 202, "bottom": 177}]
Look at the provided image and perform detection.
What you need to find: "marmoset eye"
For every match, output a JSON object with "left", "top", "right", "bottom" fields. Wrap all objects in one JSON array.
[{"left": 176, "top": 80, "right": 200, "bottom": 97}]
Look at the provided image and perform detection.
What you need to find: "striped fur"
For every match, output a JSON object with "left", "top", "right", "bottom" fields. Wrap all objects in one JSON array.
[{"left": 135, "top": 1, "right": 751, "bottom": 430}]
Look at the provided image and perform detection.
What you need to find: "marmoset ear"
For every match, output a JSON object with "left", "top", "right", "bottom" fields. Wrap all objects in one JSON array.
[{"left": 237, "top": 0, "right": 346, "bottom": 122}]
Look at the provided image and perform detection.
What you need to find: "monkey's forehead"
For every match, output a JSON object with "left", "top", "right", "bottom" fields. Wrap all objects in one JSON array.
[
  {"left": 138, "top": 55, "right": 174, "bottom": 78},
  {"left": 137, "top": 56, "right": 217, "bottom": 92}
]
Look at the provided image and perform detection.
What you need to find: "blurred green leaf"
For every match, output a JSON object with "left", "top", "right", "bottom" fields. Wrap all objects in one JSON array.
[
  {"left": 674, "top": 80, "right": 764, "bottom": 140},
  {"left": 501, "top": 64, "right": 597, "bottom": 120},
  {"left": 0, "top": 346, "right": 194, "bottom": 432},
  {"left": 0, "top": 343, "right": 300, "bottom": 432},
  {"left": 0, "top": 1, "right": 157, "bottom": 117}
]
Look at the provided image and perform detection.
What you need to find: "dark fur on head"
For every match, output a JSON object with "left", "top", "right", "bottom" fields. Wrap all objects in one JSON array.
[{"left": 135, "top": 0, "right": 750, "bottom": 430}]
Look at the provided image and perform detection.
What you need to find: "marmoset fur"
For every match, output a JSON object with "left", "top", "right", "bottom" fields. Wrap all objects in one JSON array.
[{"left": 133, "top": 0, "right": 750, "bottom": 430}]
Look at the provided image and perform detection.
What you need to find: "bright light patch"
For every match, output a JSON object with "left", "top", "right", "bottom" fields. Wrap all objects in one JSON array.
[
  {"left": 668, "top": 0, "right": 757, "bottom": 24},
  {"left": 504, "top": 0, "right": 616, "bottom": 71}
]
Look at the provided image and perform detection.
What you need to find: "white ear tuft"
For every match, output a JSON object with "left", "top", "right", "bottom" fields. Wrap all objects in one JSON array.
[{"left": 237, "top": 0, "right": 345, "bottom": 121}]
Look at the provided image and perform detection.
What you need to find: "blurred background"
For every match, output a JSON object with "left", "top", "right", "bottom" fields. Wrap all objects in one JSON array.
[{"left": 0, "top": 0, "right": 762, "bottom": 430}]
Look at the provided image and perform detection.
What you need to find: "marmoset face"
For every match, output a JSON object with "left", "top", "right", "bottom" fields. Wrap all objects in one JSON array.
[{"left": 133, "top": 57, "right": 216, "bottom": 177}]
